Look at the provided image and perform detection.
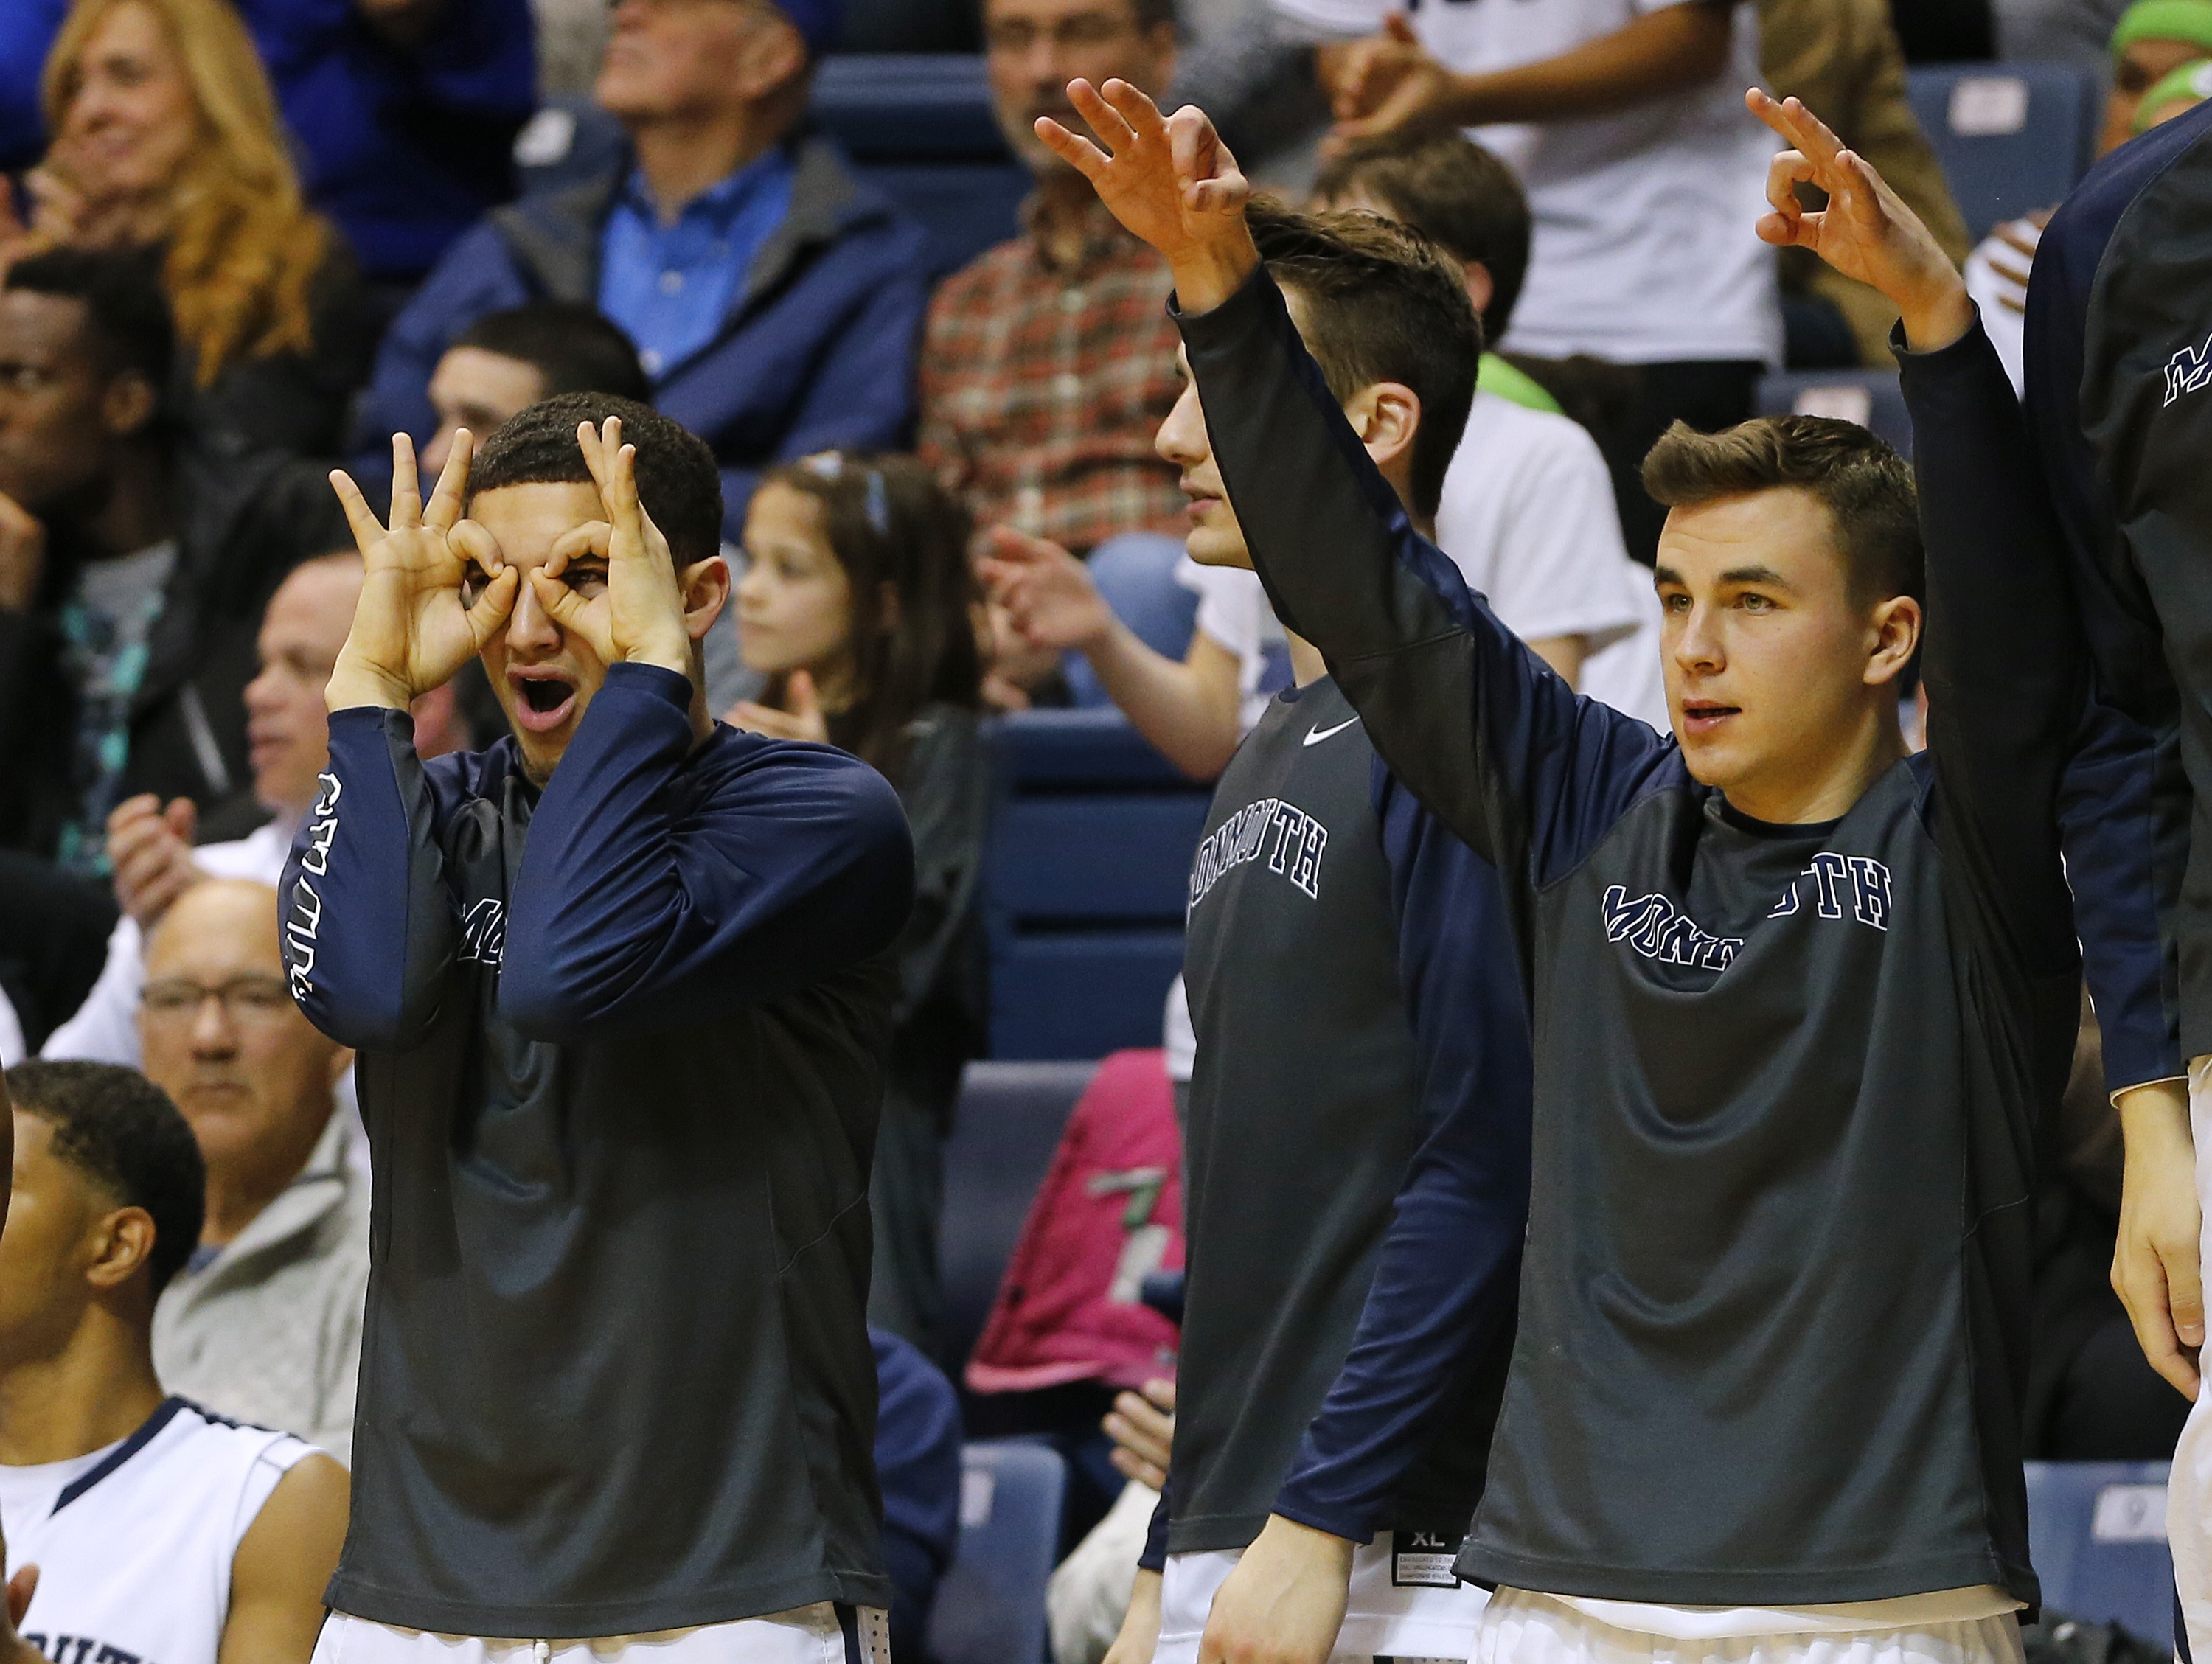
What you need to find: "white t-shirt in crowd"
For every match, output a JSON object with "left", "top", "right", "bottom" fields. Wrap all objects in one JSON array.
[
  {"left": 1271, "top": 0, "right": 1782, "bottom": 366},
  {"left": 1439, "top": 389, "right": 1643, "bottom": 655},
  {"left": 0, "top": 985, "right": 22, "bottom": 1068}
]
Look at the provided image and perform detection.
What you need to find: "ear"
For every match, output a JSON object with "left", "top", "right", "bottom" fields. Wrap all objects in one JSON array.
[
  {"left": 733, "top": 13, "right": 809, "bottom": 100},
  {"left": 1863, "top": 593, "right": 1922, "bottom": 687},
  {"left": 681, "top": 553, "right": 732, "bottom": 642},
  {"left": 1463, "top": 261, "right": 1495, "bottom": 327},
  {"left": 101, "top": 370, "right": 158, "bottom": 441},
  {"left": 83, "top": 1205, "right": 158, "bottom": 1295},
  {"left": 1343, "top": 381, "right": 1422, "bottom": 483}
]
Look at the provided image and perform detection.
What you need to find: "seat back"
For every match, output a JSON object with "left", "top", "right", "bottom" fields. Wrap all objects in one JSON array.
[
  {"left": 925, "top": 1440, "right": 1071, "bottom": 1664},
  {"left": 2023, "top": 1460, "right": 2174, "bottom": 1645},
  {"left": 939, "top": 1060, "right": 1097, "bottom": 1376},
  {"left": 809, "top": 55, "right": 1030, "bottom": 279},
  {"left": 1906, "top": 63, "right": 2098, "bottom": 241},
  {"left": 1756, "top": 369, "right": 1913, "bottom": 456},
  {"left": 982, "top": 710, "right": 1211, "bottom": 1059}
]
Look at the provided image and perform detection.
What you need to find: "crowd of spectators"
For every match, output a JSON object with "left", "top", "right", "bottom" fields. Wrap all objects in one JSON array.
[{"left": 0, "top": 0, "right": 2193, "bottom": 1654}]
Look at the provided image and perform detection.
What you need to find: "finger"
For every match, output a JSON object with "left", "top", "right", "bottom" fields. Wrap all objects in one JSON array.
[
  {"left": 327, "top": 470, "right": 388, "bottom": 554},
  {"left": 1144, "top": 1377, "right": 1176, "bottom": 1411},
  {"left": 465, "top": 568, "right": 520, "bottom": 648},
  {"left": 575, "top": 418, "right": 608, "bottom": 495},
  {"left": 1988, "top": 257, "right": 2032, "bottom": 287},
  {"left": 1763, "top": 149, "right": 1816, "bottom": 218},
  {"left": 450, "top": 518, "right": 509, "bottom": 579},
  {"left": 164, "top": 796, "right": 196, "bottom": 841},
  {"left": 1997, "top": 229, "right": 2039, "bottom": 260},
  {"left": 1068, "top": 77, "right": 1141, "bottom": 152},
  {"left": 2118, "top": 1244, "right": 2201, "bottom": 1399},
  {"left": 1034, "top": 116, "right": 1113, "bottom": 182},
  {"left": 788, "top": 668, "right": 821, "bottom": 716},
  {"left": 105, "top": 792, "right": 161, "bottom": 834},
  {"left": 2171, "top": 1235, "right": 2206, "bottom": 1348},
  {"left": 389, "top": 432, "right": 423, "bottom": 531},
  {"left": 529, "top": 568, "right": 591, "bottom": 630},
  {"left": 422, "top": 430, "right": 473, "bottom": 535},
  {"left": 1746, "top": 89, "right": 1849, "bottom": 171},
  {"left": 1099, "top": 77, "right": 1169, "bottom": 147},
  {"left": 1187, "top": 175, "right": 1252, "bottom": 215}
]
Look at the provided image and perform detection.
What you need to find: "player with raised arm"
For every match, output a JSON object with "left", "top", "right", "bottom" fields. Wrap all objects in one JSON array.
[
  {"left": 284, "top": 400, "right": 914, "bottom": 1660},
  {"left": 1039, "top": 77, "right": 2089, "bottom": 1664}
]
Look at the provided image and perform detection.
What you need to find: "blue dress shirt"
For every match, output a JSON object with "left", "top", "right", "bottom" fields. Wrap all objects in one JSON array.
[{"left": 598, "top": 147, "right": 799, "bottom": 380}]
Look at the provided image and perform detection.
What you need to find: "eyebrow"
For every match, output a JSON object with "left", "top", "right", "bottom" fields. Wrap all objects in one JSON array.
[{"left": 1719, "top": 564, "right": 1792, "bottom": 588}]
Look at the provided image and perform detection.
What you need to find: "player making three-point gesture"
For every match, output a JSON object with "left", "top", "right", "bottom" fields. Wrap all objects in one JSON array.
[{"left": 1050, "top": 74, "right": 2100, "bottom": 1664}]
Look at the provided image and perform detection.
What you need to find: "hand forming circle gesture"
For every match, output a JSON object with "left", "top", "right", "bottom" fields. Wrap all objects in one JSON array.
[
  {"left": 1747, "top": 89, "right": 1972, "bottom": 352},
  {"left": 526, "top": 417, "right": 697, "bottom": 678},
  {"left": 325, "top": 433, "right": 518, "bottom": 711}
]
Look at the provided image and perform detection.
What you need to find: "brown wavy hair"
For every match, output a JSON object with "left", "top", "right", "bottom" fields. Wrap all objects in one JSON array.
[
  {"left": 43, "top": 0, "right": 333, "bottom": 387},
  {"left": 758, "top": 452, "right": 985, "bottom": 779}
]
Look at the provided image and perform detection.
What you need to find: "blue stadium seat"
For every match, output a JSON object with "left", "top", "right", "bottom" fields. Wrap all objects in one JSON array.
[
  {"left": 925, "top": 1441, "right": 1070, "bottom": 1664},
  {"left": 982, "top": 710, "right": 1211, "bottom": 1059},
  {"left": 939, "top": 1060, "right": 1094, "bottom": 1376},
  {"left": 1756, "top": 370, "right": 1913, "bottom": 456},
  {"left": 809, "top": 55, "right": 1029, "bottom": 279},
  {"left": 1906, "top": 63, "right": 2098, "bottom": 242},
  {"left": 2023, "top": 1461, "right": 2174, "bottom": 1646}
]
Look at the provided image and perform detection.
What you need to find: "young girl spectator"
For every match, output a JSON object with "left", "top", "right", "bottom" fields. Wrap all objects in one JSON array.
[
  {"left": 6, "top": 0, "right": 372, "bottom": 457},
  {"left": 728, "top": 451, "right": 993, "bottom": 1359}
]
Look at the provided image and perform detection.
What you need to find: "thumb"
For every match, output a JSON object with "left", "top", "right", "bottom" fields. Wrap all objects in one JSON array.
[
  {"left": 164, "top": 796, "right": 196, "bottom": 843},
  {"left": 7, "top": 1562, "right": 35, "bottom": 1629},
  {"left": 2171, "top": 1238, "right": 2206, "bottom": 1348},
  {"left": 986, "top": 523, "right": 1058, "bottom": 564},
  {"left": 787, "top": 668, "right": 821, "bottom": 717}
]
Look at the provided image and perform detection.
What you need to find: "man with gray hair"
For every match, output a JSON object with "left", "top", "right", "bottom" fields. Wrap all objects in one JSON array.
[{"left": 138, "top": 878, "right": 367, "bottom": 1467}]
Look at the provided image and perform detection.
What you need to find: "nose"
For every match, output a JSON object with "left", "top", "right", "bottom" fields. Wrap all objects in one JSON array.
[
  {"left": 421, "top": 425, "right": 455, "bottom": 476},
  {"left": 189, "top": 995, "right": 238, "bottom": 1058},
  {"left": 1671, "top": 601, "right": 1725, "bottom": 675},
  {"left": 243, "top": 665, "right": 277, "bottom": 714},
  {"left": 505, "top": 569, "right": 560, "bottom": 654},
  {"left": 1155, "top": 382, "right": 1206, "bottom": 467}
]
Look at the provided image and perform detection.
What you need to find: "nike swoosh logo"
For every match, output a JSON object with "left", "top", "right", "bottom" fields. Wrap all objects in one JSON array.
[{"left": 1303, "top": 717, "right": 1360, "bottom": 746}]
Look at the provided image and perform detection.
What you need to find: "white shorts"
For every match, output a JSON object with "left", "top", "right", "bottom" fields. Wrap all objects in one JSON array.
[
  {"left": 1154, "top": 1534, "right": 1487, "bottom": 1663},
  {"left": 1472, "top": 1587, "right": 2024, "bottom": 1664},
  {"left": 313, "top": 1605, "right": 891, "bottom": 1664}
]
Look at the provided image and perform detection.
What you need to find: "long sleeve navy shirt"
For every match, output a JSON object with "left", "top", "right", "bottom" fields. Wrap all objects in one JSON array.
[{"left": 281, "top": 662, "right": 915, "bottom": 1635}]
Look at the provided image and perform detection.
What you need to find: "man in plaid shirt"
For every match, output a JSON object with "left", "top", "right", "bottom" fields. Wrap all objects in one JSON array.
[{"left": 919, "top": 0, "right": 1186, "bottom": 554}]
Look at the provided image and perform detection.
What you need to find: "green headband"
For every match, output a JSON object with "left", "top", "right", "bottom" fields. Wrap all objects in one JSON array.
[
  {"left": 2112, "top": 0, "right": 2212, "bottom": 58},
  {"left": 2135, "top": 56, "right": 2212, "bottom": 128}
]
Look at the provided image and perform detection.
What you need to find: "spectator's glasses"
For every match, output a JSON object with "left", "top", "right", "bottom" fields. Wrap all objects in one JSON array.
[
  {"left": 984, "top": 13, "right": 1144, "bottom": 52},
  {"left": 142, "top": 975, "right": 295, "bottom": 1025}
]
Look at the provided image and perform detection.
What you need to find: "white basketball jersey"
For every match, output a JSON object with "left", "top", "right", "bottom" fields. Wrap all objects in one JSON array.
[{"left": 0, "top": 1397, "right": 315, "bottom": 1664}]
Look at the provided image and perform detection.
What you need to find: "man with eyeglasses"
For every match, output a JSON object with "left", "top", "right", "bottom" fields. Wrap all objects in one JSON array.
[{"left": 136, "top": 878, "right": 366, "bottom": 1468}]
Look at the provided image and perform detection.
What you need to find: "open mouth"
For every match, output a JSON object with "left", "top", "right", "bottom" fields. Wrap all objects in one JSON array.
[
  {"left": 1680, "top": 701, "right": 1741, "bottom": 737},
  {"left": 509, "top": 672, "right": 577, "bottom": 733}
]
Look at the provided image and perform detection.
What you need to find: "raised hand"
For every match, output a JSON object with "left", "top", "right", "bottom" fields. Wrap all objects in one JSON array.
[
  {"left": 326, "top": 433, "right": 518, "bottom": 711},
  {"left": 529, "top": 417, "right": 695, "bottom": 678},
  {"left": 978, "top": 526, "right": 1117, "bottom": 655},
  {"left": 726, "top": 669, "right": 830, "bottom": 743},
  {"left": 1747, "top": 89, "right": 1970, "bottom": 351},
  {"left": 1034, "top": 78, "right": 1258, "bottom": 313}
]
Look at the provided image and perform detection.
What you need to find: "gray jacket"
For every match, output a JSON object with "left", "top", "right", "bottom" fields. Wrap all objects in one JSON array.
[{"left": 153, "top": 1113, "right": 369, "bottom": 1466}]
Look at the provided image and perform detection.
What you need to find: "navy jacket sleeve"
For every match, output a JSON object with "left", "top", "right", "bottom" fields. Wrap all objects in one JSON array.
[
  {"left": 1174, "top": 270, "right": 1678, "bottom": 916},
  {"left": 2027, "top": 130, "right": 2194, "bottom": 1085},
  {"left": 498, "top": 662, "right": 915, "bottom": 1040},
  {"left": 1898, "top": 313, "right": 2085, "bottom": 989},
  {"left": 280, "top": 706, "right": 461, "bottom": 1051},
  {"left": 1272, "top": 778, "right": 1531, "bottom": 1540},
  {"left": 1138, "top": 1480, "right": 1171, "bottom": 1574}
]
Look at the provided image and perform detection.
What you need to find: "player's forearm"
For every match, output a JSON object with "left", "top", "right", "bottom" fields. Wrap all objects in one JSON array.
[
  {"left": 324, "top": 652, "right": 416, "bottom": 714},
  {"left": 2119, "top": 1078, "right": 2192, "bottom": 1163},
  {"left": 1435, "top": 1, "right": 1732, "bottom": 126},
  {"left": 1083, "top": 619, "right": 1242, "bottom": 781}
]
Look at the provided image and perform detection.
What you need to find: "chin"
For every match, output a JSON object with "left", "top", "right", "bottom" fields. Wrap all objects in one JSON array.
[{"left": 1184, "top": 531, "right": 1253, "bottom": 571}]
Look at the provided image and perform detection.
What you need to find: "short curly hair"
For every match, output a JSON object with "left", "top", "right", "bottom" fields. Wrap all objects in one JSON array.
[
  {"left": 6, "top": 1060, "right": 205, "bottom": 1297},
  {"left": 466, "top": 392, "right": 724, "bottom": 566}
]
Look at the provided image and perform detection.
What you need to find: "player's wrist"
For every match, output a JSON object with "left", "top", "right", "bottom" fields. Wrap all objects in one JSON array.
[
  {"left": 325, "top": 650, "right": 418, "bottom": 713},
  {"left": 2118, "top": 1077, "right": 2192, "bottom": 1155},
  {"left": 1169, "top": 229, "right": 1263, "bottom": 318},
  {"left": 1895, "top": 274, "right": 1974, "bottom": 355}
]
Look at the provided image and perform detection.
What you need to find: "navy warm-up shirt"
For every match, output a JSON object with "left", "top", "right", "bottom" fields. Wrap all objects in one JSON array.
[
  {"left": 1182, "top": 270, "right": 2082, "bottom": 1606},
  {"left": 281, "top": 661, "right": 914, "bottom": 1635},
  {"left": 2026, "top": 102, "right": 2212, "bottom": 1076}
]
